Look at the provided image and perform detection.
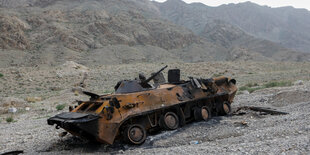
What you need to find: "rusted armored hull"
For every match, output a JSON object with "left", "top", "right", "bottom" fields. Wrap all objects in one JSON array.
[
  {"left": 47, "top": 112, "right": 100, "bottom": 140},
  {"left": 48, "top": 67, "right": 237, "bottom": 145}
]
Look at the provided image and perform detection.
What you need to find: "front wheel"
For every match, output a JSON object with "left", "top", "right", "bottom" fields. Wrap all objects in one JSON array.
[{"left": 123, "top": 124, "right": 147, "bottom": 145}]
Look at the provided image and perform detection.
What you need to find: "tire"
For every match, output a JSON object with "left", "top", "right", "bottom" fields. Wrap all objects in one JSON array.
[
  {"left": 194, "top": 106, "right": 211, "bottom": 121},
  {"left": 160, "top": 112, "right": 179, "bottom": 130},
  {"left": 123, "top": 124, "right": 146, "bottom": 145},
  {"left": 218, "top": 102, "right": 231, "bottom": 116}
]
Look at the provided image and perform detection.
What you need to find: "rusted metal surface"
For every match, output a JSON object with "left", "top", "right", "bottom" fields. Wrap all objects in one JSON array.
[{"left": 47, "top": 65, "right": 238, "bottom": 145}]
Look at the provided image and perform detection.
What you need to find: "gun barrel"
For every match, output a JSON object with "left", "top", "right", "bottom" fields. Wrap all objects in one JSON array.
[{"left": 143, "top": 65, "right": 168, "bottom": 84}]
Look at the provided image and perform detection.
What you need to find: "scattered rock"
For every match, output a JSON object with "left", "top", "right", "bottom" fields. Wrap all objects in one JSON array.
[
  {"left": 259, "top": 98, "right": 267, "bottom": 102},
  {"left": 293, "top": 80, "right": 303, "bottom": 86},
  {"left": 241, "top": 90, "right": 250, "bottom": 94},
  {"left": 50, "top": 87, "right": 62, "bottom": 91},
  {"left": 56, "top": 61, "right": 89, "bottom": 77},
  {"left": 72, "top": 87, "right": 83, "bottom": 94},
  {"left": 234, "top": 120, "right": 248, "bottom": 127},
  {"left": 269, "top": 90, "right": 310, "bottom": 107},
  {"left": 1, "top": 97, "right": 25, "bottom": 107},
  {"left": 8, "top": 107, "right": 17, "bottom": 113},
  {"left": 26, "top": 97, "right": 42, "bottom": 103}
]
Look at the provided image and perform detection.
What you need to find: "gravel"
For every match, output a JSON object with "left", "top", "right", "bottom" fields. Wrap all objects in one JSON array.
[{"left": 0, "top": 62, "right": 310, "bottom": 154}]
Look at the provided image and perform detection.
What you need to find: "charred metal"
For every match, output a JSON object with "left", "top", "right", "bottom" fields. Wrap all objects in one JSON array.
[{"left": 47, "top": 65, "right": 238, "bottom": 145}]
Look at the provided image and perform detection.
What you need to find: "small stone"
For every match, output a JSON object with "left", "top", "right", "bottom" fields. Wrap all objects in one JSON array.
[
  {"left": 8, "top": 107, "right": 17, "bottom": 113},
  {"left": 16, "top": 132, "right": 23, "bottom": 136},
  {"left": 50, "top": 87, "right": 61, "bottom": 91},
  {"left": 293, "top": 80, "right": 303, "bottom": 85},
  {"left": 25, "top": 107, "right": 30, "bottom": 111},
  {"left": 242, "top": 90, "right": 250, "bottom": 94}
]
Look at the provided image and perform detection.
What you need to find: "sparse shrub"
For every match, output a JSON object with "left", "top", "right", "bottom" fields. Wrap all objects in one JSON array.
[
  {"left": 247, "top": 87, "right": 263, "bottom": 93},
  {"left": 6, "top": 116, "right": 14, "bottom": 123},
  {"left": 239, "top": 86, "right": 248, "bottom": 91},
  {"left": 104, "top": 90, "right": 114, "bottom": 94},
  {"left": 239, "top": 81, "right": 293, "bottom": 94},
  {"left": 263, "top": 81, "right": 292, "bottom": 88},
  {"left": 212, "top": 73, "right": 222, "bottom": 77},
  {"left": 0, "top": 73, "right": 3, "bottom": 78},
  {"left": 56, "top": 104, "right": 66, "bottom": 111},
  {"left": 239, "top": 85, "right": 262, "bottom": 93},
  {"left": 245, "top": 83, "right": 258, "bottom": 87}
]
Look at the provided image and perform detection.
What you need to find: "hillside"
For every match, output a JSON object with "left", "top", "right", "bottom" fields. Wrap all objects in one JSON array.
[
  {"left": 0, "top": 0, "right": 229, "bottom": 67},
  {"left": 0, "top": 0, "right": 310, "bottom": 67},
  {"left": 155, "top": 0, "right": 310, "bottom": 53}
]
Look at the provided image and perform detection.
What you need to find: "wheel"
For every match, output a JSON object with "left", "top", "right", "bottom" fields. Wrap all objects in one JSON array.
[
  {"left": 194, "top": 106, "right": 211, "bottom": 121},
  {"left": 123, "top": 124, "right": 146, "bottom": 145},
  {"left": 160, "top": 112, "right": 179, "bottom": 130},
  {"left": 218, "top": 102, "right": 231, "bottom": 116}
]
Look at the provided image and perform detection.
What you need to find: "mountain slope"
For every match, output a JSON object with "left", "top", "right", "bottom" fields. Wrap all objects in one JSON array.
[
  {"left": 154, "top": 0, "right": 310, "bottom": 61},
  {"left": 155, "top": 0, "right": 310, "bottom": 53},
  {"left": 0, "top": 0, "right": 229, "bottom": 66},
  {"left": 0, "top": 0, "right": 309, "bottom": 67}
]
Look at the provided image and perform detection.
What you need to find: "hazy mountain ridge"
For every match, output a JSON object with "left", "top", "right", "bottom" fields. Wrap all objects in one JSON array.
[{"left": 156, "top": 0, "right": 310, "bottom": 53}]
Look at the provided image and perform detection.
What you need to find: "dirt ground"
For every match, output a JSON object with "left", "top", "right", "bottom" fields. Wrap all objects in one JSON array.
[{"left": 0, "top": 61, "right": 310, "bottom": 154}]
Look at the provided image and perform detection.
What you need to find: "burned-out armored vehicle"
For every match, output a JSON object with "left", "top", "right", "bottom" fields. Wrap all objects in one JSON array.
[{"left": 47, "top": 65, "right": 237, "bottom": 145}]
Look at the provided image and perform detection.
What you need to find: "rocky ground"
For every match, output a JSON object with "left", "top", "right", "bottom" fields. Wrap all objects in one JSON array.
[{"left": 0, "top": 61, "right": 310, "bottom": 154}]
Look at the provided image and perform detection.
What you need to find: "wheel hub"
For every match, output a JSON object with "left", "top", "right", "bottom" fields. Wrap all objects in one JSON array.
[
  {"left": 201, "top": 108, "right": 209, "bottom": 120},
  {"left": 129, "top": 127, "right": 143, "bottom": 142},
  {"left": 223, "top": 103, "right": 230, "bottom": 114},
  {"left": 165, "top": 114, "right": 177, "bottom": 129}
]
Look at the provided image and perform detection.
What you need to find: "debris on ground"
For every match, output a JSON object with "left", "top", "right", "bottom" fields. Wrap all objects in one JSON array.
[{"left": 234, "top": 106, "right": 289, "bottom": 115}]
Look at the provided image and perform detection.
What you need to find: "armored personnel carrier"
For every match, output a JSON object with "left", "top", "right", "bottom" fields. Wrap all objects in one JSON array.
[{"left": 47, "top": 65, "right": 237, "bottom": 145}]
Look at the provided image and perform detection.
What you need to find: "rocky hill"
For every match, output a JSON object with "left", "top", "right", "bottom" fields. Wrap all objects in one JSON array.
[
  {"left": 155, "top": 0, "right": 310, "bottom": 53},
  {"left": 0, "top": 0, "right": 310, "bottom": 67},
  {"left": 0, "top": 0, "right": 226, "bottom": 67}
]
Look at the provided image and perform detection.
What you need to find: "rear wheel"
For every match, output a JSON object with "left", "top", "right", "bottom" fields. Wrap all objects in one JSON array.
[
  {"left": 218, "top": 102, "right": 231, "bottom": 116},
  {"left": 160, "top": 112, "right": 179, "bottom": 130},
  {"left": 194, "top": 106, "right": 211, "bottom": 121},
  {"left": 123, "top": 124, "right": 146, "bottom": 145}
]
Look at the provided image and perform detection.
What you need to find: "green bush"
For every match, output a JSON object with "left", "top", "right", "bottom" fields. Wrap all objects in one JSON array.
[
  {"left": 239, "top": 81, "right": 292, "bottom": 94},
  {"left": 56, "top": 104, "right": 66, "bottom": 111},
  {"left": 0, "top": 73, "right": 3, "bottom": 78},
  {"left": 263, "top": 81, "right": 292, "bottom": 88},
  {"left": 6, "top": 116, "right": 14, "bottom": 123},
  {"left": 239, "top": 86, "right": 248, "bottom": 91}
]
